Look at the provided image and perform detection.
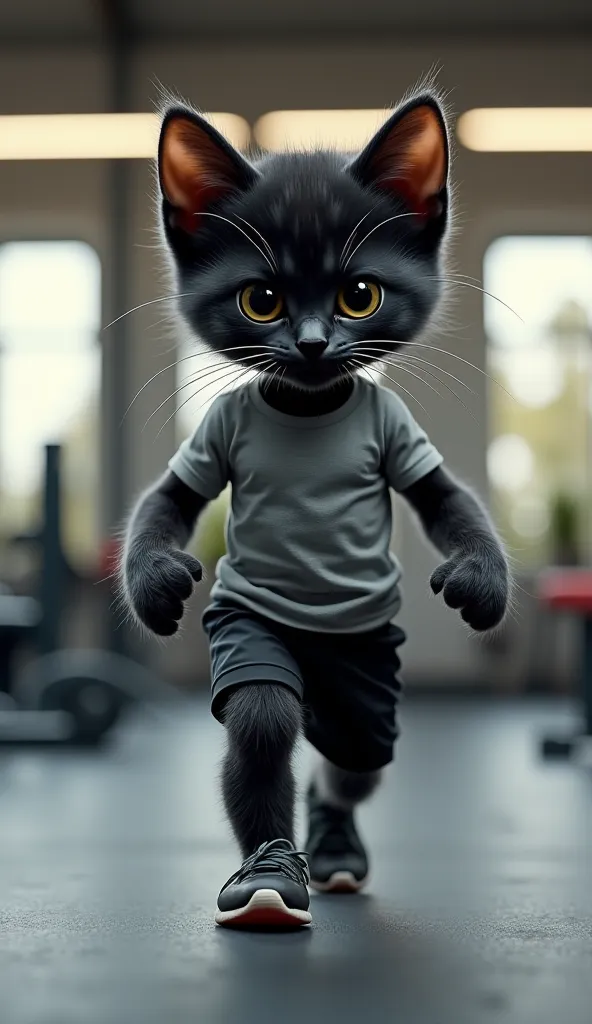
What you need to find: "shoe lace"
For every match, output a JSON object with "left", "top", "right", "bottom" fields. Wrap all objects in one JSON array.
[{"left": 222, "top": 839, "right": 309, "bottom": 892}]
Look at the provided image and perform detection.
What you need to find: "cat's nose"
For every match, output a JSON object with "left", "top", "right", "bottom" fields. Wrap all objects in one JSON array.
[{"left": 296, "top": 339, "right": 328, "bottom": 360}]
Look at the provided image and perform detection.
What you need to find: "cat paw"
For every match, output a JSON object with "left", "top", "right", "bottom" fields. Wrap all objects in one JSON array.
[
  {"left": 430, "top": 548, "right": 509, "bottom": 631},
  {"left": 124, "top": 547, "right": 203, "bottom": 636}
]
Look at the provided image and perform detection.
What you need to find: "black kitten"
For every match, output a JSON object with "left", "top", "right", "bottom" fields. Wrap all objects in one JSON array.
[
  {"left": 158, "top": 92, "right": 449, "bottom": 391},
  {"left": 121, "top": 90, "right": 508, "bottom": 644}
]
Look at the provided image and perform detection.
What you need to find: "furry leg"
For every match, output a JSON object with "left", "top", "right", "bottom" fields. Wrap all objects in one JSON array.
[
  {"left": 221, "top": 683, "right": 302, "bottom": 857},
  {"left": 314, "top": 758, "right": 383, "bottom": 811}
]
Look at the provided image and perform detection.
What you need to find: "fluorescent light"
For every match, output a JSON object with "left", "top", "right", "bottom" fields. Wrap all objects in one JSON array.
[
  {"left": 457, "top": 108, "right": 592, "bottom": 152},
  {"left": 0, "top": 112, "right": 251, "bottom": 160},
  {"left": 254, "top": 110, "right": 388, "bottom": 152}
]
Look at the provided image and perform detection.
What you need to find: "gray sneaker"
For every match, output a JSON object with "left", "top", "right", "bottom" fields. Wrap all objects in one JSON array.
[
  {"left": 216, "top": 839, "right": 312, "bottom": 928},
  {"left": 305, "top": 785, "right": 369, "bottom": 893}
]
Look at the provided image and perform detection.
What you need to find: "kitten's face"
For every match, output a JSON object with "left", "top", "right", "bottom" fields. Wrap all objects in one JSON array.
[{"left": 159, "top": 96, "right": 449, "bottom": 391}]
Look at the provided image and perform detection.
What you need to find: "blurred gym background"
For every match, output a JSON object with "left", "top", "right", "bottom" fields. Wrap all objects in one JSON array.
[
  {"left": 1, "top": 1, "right": 591, "bottom": 709},
  {"left": 1, "top": 5, "right": 592, "bottom": 1021}
]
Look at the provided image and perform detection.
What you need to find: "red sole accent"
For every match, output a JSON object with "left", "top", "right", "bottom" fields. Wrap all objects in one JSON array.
[
  {"left": 216, "top": 889, "right": 312, "bottom": 929},
  {"left": 220, "top": 906, "right": 306, "bottom": 929}
]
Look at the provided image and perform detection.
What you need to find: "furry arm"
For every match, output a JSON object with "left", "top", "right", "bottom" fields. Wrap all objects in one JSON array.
[
  {"left": 122, "top": 470, "right": 208, "bottom": 635},
  {"left": 402, "top": 466, "right": 509, "bottom": 631}
]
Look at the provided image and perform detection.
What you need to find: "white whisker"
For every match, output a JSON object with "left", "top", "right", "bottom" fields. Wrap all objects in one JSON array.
[
  {"left": 122, "top": 345, "right": 272, "bottom": 423},
  {"left": 357, "top": 340, "right": 514, "bottom": 400},
  {"left": 432, "top": 277, "right": 524, "bottom": 324},
  {"left": 342, "top": 213, "right": 419, "bottom": 270},
  {"left": 443, "top": 272, "right": 483, "bottom": 285},
  {"left": 356, "top": 350, "right": 478, "bottom": 422},
  {"left": 234, "top": 215, "right": 278, "bottom": 269},
  {"left": 352, "top": 344, "right": 475, "bottom": 394},
  {"left": 103, "top": 292, "right": 194, "bottom": 331},
  {"left": 157, "top": 359, "right": 274, "bottom": 438},
  {"left": 339, "top": 209, "right": 376, "bottom": 267},
  {"left": 263, "top": 362, "right": 281, "bottom": 393},
  {"left": 350, "top": 359, "right": 430, "bottom": 418},
  {"left": 195, "top": 212, "right": 276, "bottom": 274},
  {"left": 197, "top": 344, "right": 275, "bottom": 357},
  {"left": 355, "top": 354, "right": 443, "bottom": 401},
  {"left": 143, "top": 353, "right": 266, "bottom": 430},
  {"left": 144, "top": 365, "right": 239, "bottom": 431},
  {"left": 402, "top": 353, "right": 475, "bottom": 395},
  {"left": 147, "top": 314, "right": 179, "bottom": 332}
]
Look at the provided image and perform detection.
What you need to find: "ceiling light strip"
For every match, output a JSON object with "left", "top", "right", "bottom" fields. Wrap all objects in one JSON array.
[{"left": 0, "top": 112, "right": 250, "bottom": 160}]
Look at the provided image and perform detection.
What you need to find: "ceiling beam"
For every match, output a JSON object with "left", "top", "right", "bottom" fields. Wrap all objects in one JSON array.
[
  {"left": 1, "top": 25, "right": 592, "bottom": 49},
  {"left": 97, "top": 0, "right": 133, "bottom": 48}
]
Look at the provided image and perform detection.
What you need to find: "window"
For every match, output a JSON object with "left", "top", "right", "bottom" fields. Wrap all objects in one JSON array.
[
  {"left": 485, "top": 237, "right": 592, "bottom": 567},
  {"left": 0, "top": 241, "right": 101, "bottom": 570}
]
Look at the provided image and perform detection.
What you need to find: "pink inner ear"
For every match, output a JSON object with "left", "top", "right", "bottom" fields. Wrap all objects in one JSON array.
[
  {"left": 371, "top": 106, "right": 447, "bottom": 216},
  {"left": 160, "top": 119, "right": 236, "bottom": 232}
]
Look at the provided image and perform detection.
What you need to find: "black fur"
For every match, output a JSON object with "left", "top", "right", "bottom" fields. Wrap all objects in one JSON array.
[
  {"left": 403, "top": 466, "right": 509, "bottom": 631},
  {"left": 123, "top": 90, "right": 507, "bottom": 639},
  {"left": 320, "top": 762, "right": 382, "bottom": 809},
  {"left": 160, "top": 93, "right": 449, "bottom": 393},
  {"left": 123, "top": 470, "right": 206, "bottom": 635},
  {"left": 119, "top": 89, "right": 509, "bottom": 864},
  {"left": 221, "top": 684, "right": 302, "bottom": 855}
]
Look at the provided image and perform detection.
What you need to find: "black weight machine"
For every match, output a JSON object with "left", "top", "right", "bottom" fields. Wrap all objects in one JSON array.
[{"left": 0, "top": 444, "right": 165, "bottom": 745}]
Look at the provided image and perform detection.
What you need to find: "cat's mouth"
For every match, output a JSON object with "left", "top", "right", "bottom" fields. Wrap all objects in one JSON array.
[{"left": 278, "top": 356, "right": 351, "bottom": 390}]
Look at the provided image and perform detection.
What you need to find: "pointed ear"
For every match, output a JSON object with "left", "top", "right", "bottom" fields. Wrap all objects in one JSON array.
[
  {"left": 158, "top": 107, "right": 257, "bottom": 234},
  {"left": 349, "top": 96, "right": 449, "bottom": 220}
]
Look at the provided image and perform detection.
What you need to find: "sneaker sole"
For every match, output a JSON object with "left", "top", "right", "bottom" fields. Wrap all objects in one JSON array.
[
  {"left": 215, "top": 889, "right": 312, "bottom": 929},
  {"left": 309, "top": 871, "right": 368, "bottom": 894}
]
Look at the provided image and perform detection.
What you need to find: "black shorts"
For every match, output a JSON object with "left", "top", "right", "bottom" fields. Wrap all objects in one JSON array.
[{"left": 202, "top": 599, "right": 405, "bottom": 773}]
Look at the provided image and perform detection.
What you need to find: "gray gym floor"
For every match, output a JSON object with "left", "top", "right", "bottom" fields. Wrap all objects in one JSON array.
[{"left": 1, "top": 698, "right": 591, "bottom": 1024}]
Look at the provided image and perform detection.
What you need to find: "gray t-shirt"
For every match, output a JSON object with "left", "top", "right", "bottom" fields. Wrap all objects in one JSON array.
[{"left": 169, "top": 377, "right": 442, "bottom": 633}]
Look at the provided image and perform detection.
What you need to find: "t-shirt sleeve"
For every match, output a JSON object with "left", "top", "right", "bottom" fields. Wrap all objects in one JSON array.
[
  {"left": 168, "top": 396, "right": 231, "bottom": 500},
  {"left": 381, "top": 388, "right": 444, "bottom": 492}
]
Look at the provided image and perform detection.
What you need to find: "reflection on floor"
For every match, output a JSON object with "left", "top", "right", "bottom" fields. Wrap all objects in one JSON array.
[{"left": 1, "top": 699, "right": 591, "bottom": 1024}]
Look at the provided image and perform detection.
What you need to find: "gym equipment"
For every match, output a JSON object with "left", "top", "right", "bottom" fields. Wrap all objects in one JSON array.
[
  {"left": 0, "top": 444, "right": 166, "bottom": 745},
  {"left": 537, "top": 568, "right": 592, "bottom": 760}
]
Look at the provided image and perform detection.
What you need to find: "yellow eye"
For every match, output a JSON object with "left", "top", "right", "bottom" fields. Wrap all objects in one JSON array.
[
  {"left": 337, "top": 280, "right": 382, "bottom": 319},
  {"left": 239, "top": 283, "right": 284, "bottom": 323}
]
